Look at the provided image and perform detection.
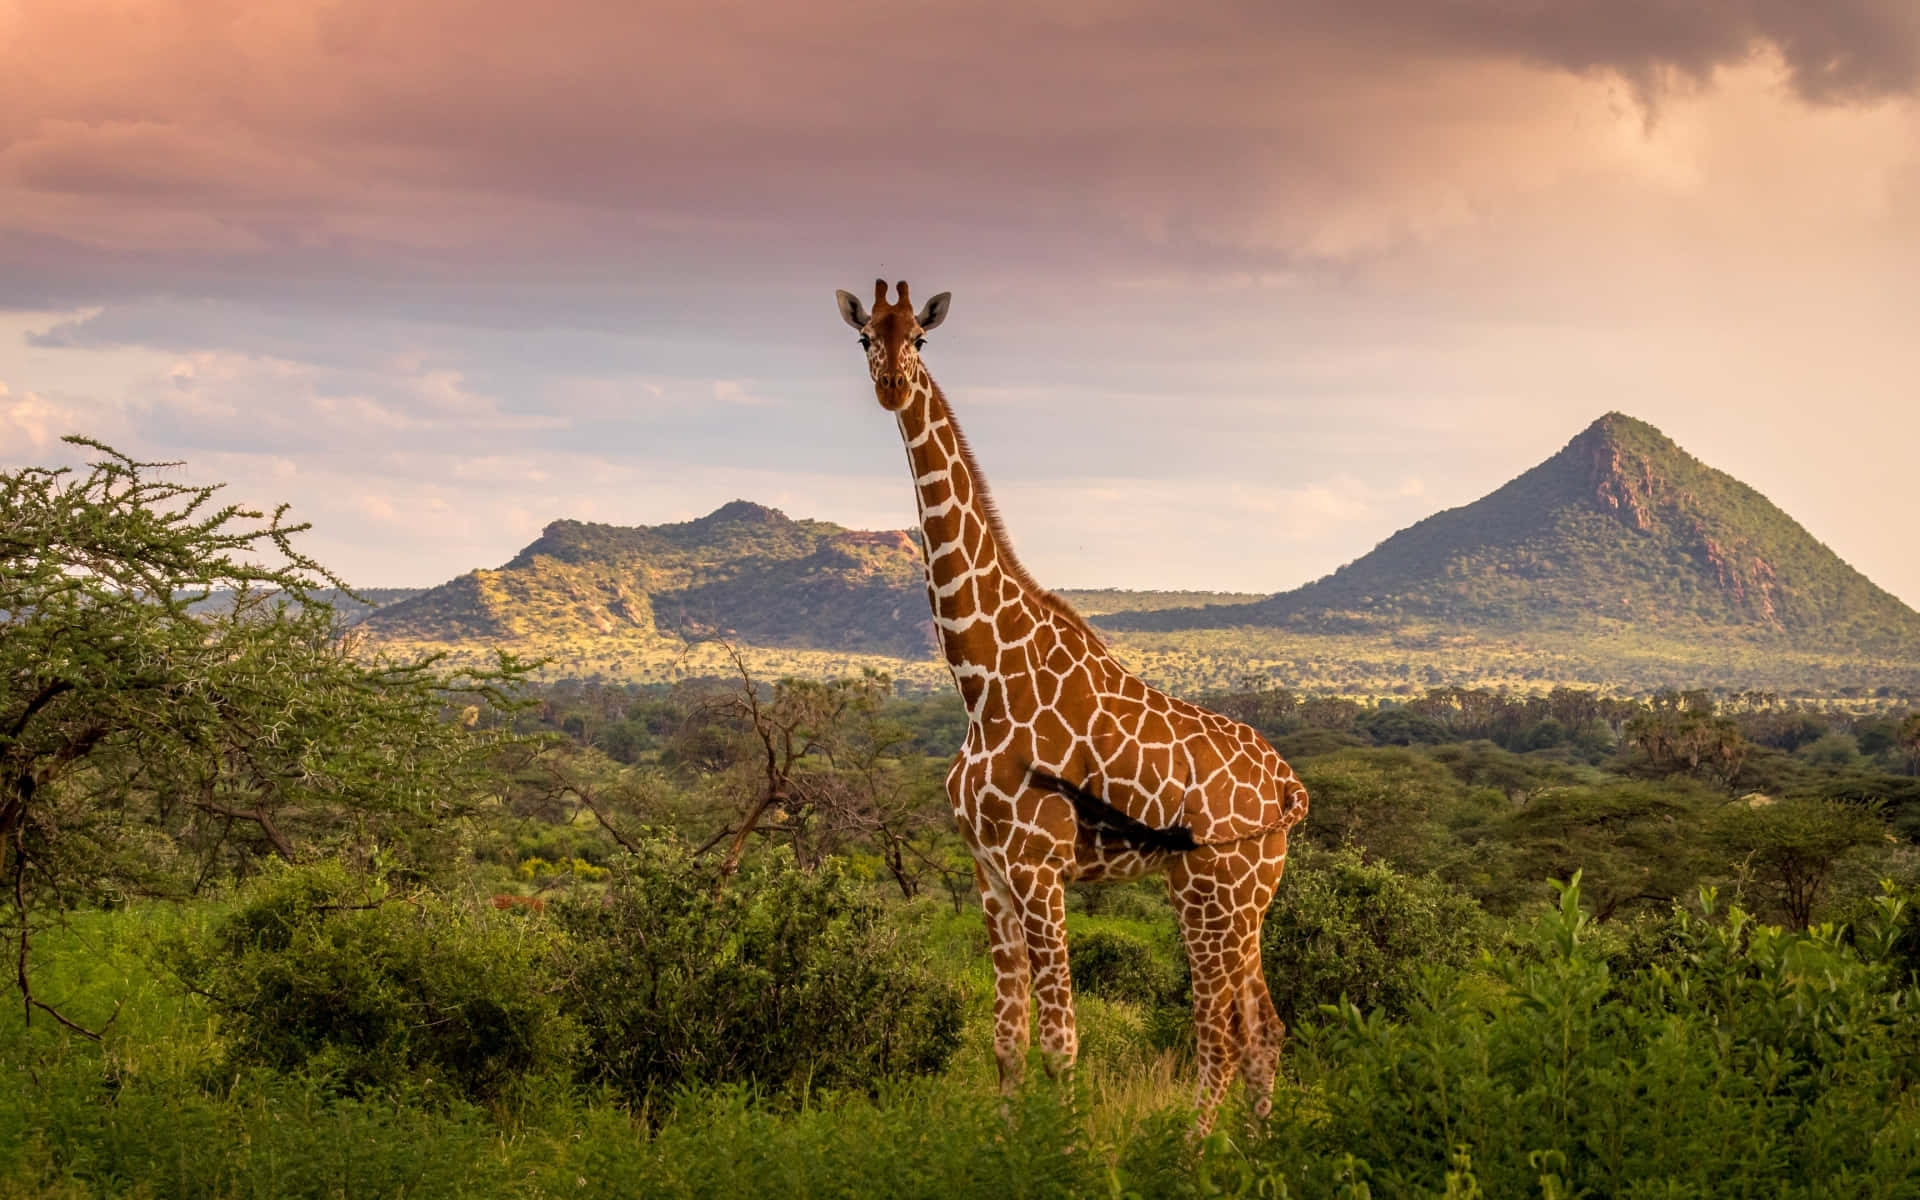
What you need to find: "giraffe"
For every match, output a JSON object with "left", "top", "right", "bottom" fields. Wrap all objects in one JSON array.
[{"left": 835, "top": 279, "right": 1309, "bottom": 1134}]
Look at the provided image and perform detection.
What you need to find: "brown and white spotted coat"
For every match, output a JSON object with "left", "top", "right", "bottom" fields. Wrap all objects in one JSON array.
[{"left": 836, "top": 280, "right": 1309, "bottom": 1134}]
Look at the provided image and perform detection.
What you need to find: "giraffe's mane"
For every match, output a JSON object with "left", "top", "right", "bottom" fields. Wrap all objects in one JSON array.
[{"left": 929, "top": 378, "right": 1109, "bottom": 653}]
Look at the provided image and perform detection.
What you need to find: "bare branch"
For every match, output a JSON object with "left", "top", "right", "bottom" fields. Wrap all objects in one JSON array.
[
  {"left": 11, "top": 828, "right": 118, "bottom": 1041},
  {"left": 188, "top": 798, "right": 297, "bottom": 862}
]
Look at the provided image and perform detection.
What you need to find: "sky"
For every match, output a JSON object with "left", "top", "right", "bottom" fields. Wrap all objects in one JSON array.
[{"left": 3, "top": 0, "right": 1917, "bottom": 603}]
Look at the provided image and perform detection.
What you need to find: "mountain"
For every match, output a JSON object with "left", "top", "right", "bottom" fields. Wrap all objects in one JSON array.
[
  {"left": 360, "top": 500, "right": 937, "bottom": 658},
  {"left": 350, "top": 415, "right": 1920, "bottom": 695},
  {"left": 357, "top": 502, "right": 1270, "bottom": 672},
  {"left": 1110, "top": 413, "right": 1920, "bottom": 649}
]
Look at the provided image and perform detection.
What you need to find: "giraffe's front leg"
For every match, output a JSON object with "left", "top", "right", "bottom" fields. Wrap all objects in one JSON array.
[
  {"left": 1007, "top": 861, "right": 1076, "bottom": 1077},
  {"left": 976, "top": 863, "right": 1031, "bottom": 1091}
]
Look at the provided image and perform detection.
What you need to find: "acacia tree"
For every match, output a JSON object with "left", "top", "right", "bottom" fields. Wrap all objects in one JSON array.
[
  {"left": 819, "top": 682, "right": 952, "bottom": 900},
  {"left": 671, "top": 651, "right": 954, "bottom": 897},
  {"left": 1, "top": 438, "right": 528, "bottom": 1033},
  {"left": 1900, "top": 713, "right": 1920, "bottom": 777},
  {"left": 1718, "top": 797, "right": 1889, "bottom": 930},
  {"left": 1624, "top": 692, "right": 1749, "bottom": 788}
]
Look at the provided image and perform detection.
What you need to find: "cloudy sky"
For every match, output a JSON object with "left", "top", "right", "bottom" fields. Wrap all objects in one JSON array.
[{"left": 3, "top": 0, "right": 1917, "bottom": 603}]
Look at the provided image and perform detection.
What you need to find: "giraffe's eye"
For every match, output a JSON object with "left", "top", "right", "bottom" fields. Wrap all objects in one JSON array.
[
  {"left": 913, "top": 337, "right": 927, "bottom": 351},
  {"left": 859, "top": 335, "right": 872, "bottom": 350}
]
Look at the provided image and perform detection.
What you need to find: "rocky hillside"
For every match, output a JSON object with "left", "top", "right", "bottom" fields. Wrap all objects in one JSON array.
[
  {"left": 357, "top": 500, "right": 1273, "bottom": 669},
  {"left": 359, "top": 501, "right": 937, "bottom": 658}
]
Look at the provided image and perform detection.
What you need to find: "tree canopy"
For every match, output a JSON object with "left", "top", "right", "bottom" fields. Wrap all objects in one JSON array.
[{"left": 1, "top": 438, "right": 528, "bottom": 1033}]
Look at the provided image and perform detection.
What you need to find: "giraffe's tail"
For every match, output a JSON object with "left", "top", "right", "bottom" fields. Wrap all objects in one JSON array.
[
  {"left": 1279, "top": 776, "right": 1310, "bottom": 830},
  {"left": 1025, "top": 767, "right": 1199, "bottom": 853}
]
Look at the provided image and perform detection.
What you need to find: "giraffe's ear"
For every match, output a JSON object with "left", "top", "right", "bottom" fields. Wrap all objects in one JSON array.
[
  {"left": 835, "top": 290, "right": 870, "bottom": 330},
  {"left": 916, "top": 292, "right": 951, "bottom": 332}
]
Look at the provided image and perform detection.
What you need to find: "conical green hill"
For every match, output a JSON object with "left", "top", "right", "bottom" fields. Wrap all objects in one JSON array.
[{"left": 1114, "top": 413, "right": 1920, "bottom": 648}]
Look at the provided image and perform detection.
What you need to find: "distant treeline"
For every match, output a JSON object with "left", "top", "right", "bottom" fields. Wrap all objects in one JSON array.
[{"left": 531, "top": 678, "right": 1920, "bottom": 789}]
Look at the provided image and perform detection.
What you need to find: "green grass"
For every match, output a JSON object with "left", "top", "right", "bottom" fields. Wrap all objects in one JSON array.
[
  {"left": 0, "top": 902, "right": 1206, "bottom": 1200},
  {"left": 16, "top": 873, "right": 1920, "bottom": 1198}
]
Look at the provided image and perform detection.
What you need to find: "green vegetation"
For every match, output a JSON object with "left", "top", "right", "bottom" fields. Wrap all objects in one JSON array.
[
  {"left": 15, "top": 876, "right": 1920, "bottom": 1196},
  {"left": 168, "top": 861, "right": 576, "bottom": 1104},
  {"left": 1110, "top": 620, "right": 1920, "bottom": 698},
  {"left": 12, "top": 438, "right": 1920, "bottom": 1196},
  {"left": 0, "top": 437, "right": 528, "bottom": 1030},
  {"left": 1068, "top": 928, "right": 1181, "bottom": 1009},
  {"left": 377, "top": 617, "right": 1920, "bottom": 700},
  {"left": 1284, "top": 879, "right": 1920, "bottom": 1196},
  {"left": 553, "top": 836, "right": 964, "bottom": 1105},
  {"left": 1256, "top": 847, "right": 1487, "bottom": 1024},
  {"left": 362, "top": 501, "right": 935, "bottom": 658}
]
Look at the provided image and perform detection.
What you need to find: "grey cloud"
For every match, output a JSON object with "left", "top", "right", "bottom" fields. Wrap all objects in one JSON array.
[
  {"left": 3, "top": 0, "right": 1908, "bottom": 347},
  {"left": 1341, "top": 0, "right": 1920, "bottom": 105}
]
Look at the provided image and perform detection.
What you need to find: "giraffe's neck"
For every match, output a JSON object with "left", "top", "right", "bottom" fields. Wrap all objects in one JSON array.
[{"left": 895, "top": 370, "right": 1041, "bottom": 713}]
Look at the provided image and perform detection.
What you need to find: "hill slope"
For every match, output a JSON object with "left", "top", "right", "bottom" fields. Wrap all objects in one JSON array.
[
  {"left": 360, "top": 501, "right": 938, "bottom": 658},
  {"left": 357, "top": 501, "right": 1274, "bottom": 681},
  {"left": 1113, "top": 413, "right": 1920, "bottom": 649}
]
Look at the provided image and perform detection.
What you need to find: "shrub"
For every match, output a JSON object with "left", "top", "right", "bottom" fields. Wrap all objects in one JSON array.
[
  {"left": 1798, "top": 732, "right": 1864, "bottom": 769},
  {"left": 1069, "top": 878, "right": 1171, "bottom": 921},
  {"left": 1261, "top": 846, "right": 1487, "bottom": 1024},
  {"left": 1272, "top": 879, "right": 1920, "bottom": 1196},
  {"left": 1355, "top": 706, "right": 1449, "bottom": 746},
  {"left": 170, "top": 861, "right": 575, "bottom": 1102},
  {"left": 1293, "top": 747, "right": 1468, "bottom": 875},
  {"left": 552, "top": 836, "right": 964, "bottom": 1105},
  {"left": 1068, "top": 929, "right": 1176, "bottom": 1008},
  {"left": 1716, "top": 796, "right": 1891, "bottom": 929}
]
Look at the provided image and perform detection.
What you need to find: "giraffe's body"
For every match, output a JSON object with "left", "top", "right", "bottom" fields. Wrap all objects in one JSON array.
[{"left": 837, "top": 280, "right": 1308, "bottom": 1134}]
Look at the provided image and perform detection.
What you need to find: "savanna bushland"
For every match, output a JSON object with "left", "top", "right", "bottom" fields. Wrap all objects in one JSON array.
[{"left": 9, "top": 440, "right": 1920, "bottom": 1198}]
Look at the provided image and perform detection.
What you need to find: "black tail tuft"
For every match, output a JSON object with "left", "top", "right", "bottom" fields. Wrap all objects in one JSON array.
[{"left": 1026, "top": 767, "right": 1198, "bottom": 853}]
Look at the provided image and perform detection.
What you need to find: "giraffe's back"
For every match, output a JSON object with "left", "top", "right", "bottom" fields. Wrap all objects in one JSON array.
[{"left": 979, "top": 612, "right": 1309, "bottom": 850}]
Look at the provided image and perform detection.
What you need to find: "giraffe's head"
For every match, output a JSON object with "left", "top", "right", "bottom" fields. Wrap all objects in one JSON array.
[{"left": 835, "top": 279, "right": 951, "bottom": 411}]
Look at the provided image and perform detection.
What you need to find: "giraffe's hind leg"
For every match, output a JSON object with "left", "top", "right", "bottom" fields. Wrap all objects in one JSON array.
[
  {"left": 1238, "top": 965, "right": 1285, "bottom": 1120},
  {"left": 1184, "top": 931, "right": 1255, "bottom": 1137},
  {"left": 977, "top": 862, "right": 1032, "bottom": 1092},
  {"left": 1239, "top": 832, "right": 1291, "bottom": 1120},
  {"left": 1170, "top": 864, "right": 1253, "bottom": 1135},
  {"left": 1171, "top": 833, "right": 1289, "bottom": 1136}
]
